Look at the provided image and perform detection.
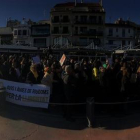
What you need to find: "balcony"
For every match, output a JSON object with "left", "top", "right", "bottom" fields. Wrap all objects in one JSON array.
[
  {"left": 74, "top": 20, "right": 87, "bottom": 24},
  {"left": 52, "top": 20, "right": 60, "bottom": 23},
  {"left": 52, "top": 31, "right": 60, "bottom": 34},
  {"left": 108, "top": 34, "right": 113, "bottom": 37},
  {"left": 74, "top": 31, "right": 103, "bottom": 36},
  {"left": 52, "top": 30, "right": 69, "bottom": 35},
  {"left": 62, "top": 31, "right": 69, "bottom": 34},
  {"left": 74, "top": 20, "right": 104, "bottom": 25},
  {"left": 96, "top": 31, "right": 104, "bottom": 36},
  {"left": 61, "top": 19, "right": 70, "bottom": 23},
  {"left": 31, "top": 31, "right": 50, "bottom": 36},
  {"left": 34, "top": 43, "right": 46, "bottom": 47}
]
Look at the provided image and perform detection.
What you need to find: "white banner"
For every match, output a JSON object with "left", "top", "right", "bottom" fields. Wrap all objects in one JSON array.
[{"left": 0, "top": 79, "right": 50, "bottom": 108}]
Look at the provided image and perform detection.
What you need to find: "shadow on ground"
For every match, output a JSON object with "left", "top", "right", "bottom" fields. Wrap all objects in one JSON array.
[
  {"left": 0, "top": 102, "right": 87, "bottom": 130},
  {"left": 0, "top": 102, "right": 140, "bottom": 131}
]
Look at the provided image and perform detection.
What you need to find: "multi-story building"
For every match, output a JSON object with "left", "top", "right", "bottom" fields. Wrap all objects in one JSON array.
[
  {"left": 50, "top": 1, "right": 105, "bottom": 47},
  {"left": 135, "top": 25, "right": 140, "bottom": 46},
  {"left": 13, "top": 19, "right": 31, "bottom": 46},
  {"left": 105, "top": 18, "right": 137, "bottom": 49},
  {"left": 30, "top": 23, "right": 50, "bottom": 48}
]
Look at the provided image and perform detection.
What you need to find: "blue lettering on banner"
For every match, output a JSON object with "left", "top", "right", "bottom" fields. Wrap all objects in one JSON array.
[
  {"left": 32, "top": 89, "right": 49, "bottom": 94},
  {"left": 16, "top": 87, "right": 27, "bottom": 93},
  {"left": 7, "top": 86, "right": 14, "bottom": 91},
  {"left": 6, "top": 93, "right": 21, "bottom": 101}
]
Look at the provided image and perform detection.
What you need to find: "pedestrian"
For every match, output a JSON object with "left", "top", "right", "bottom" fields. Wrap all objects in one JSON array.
[
  {"left": 62, "top": 65, "right": 77, "bottom": 122},
  {"left": 41, "top": 66, "right": 53, "bottom": 94}
]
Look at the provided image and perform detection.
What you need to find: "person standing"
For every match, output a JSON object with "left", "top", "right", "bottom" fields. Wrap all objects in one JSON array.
[
  {"left": 41, "top": 67, "right": 53, "bottom": 94},
  {"left": 62, "top": 65, "right": 77, "bottom": 121},
  {"left": 26, "top": 64, "right": 41, "bottom": 84}
]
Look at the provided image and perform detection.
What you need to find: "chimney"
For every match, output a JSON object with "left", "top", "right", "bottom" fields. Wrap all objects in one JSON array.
[
  {"left": 75, "top": 0, "right": 77, "bottom": 6},
  {"left": 81, "top": 0, "right": 83, "bottom": 3}
]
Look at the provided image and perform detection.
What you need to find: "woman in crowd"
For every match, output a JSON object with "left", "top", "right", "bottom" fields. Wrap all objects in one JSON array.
[
  {"left": 26, "top": 64, "right": 41, "bottom": 84},
  {"left": 120, "top": 62, "right": 130, "bottom": 95},
  {"left": 41, "top": 66, "right": 53, "bottom": 94}
]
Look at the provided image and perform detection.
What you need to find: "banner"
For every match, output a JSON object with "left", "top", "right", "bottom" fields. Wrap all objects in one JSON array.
[
  {"left": 0, "top": 79, "right": 50, "bottom": 108},
  {"left": 59, "top": 54, "right": 66, "bottom": 66}
]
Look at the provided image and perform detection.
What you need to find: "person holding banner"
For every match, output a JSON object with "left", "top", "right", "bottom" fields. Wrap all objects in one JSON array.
[{"left": 26, "top": 64, "right": 41, "bottom": 84}]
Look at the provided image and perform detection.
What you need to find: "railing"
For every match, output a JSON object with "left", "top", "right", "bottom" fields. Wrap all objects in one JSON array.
[
  {"left": 74, "top": 20, "right": 104, "bottom": 24},
  {"left": 74, "top": 31, "right": 103, "bottom": 36},
  {"left": 52, "top": 31, "right": 69, "bottom": 34},
  {"left": 51, "top": 20, "right": 60, "bottom": 23},
  {"left": 61, "top": 19, "right": 70, "bottom": 23},
  {"left": 52, "top": 19, "right": 70, "bottom": 23},
  {"left": 51, "top": 31, "right": 60, "bottom": 34},
  {"left": 62, "top": 31, "right": 70, "bottom": 34}
]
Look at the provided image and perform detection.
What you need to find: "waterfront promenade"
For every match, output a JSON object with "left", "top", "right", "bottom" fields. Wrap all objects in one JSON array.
[{"left": 0, "top": 103, "right": 140, "bottom": 140}]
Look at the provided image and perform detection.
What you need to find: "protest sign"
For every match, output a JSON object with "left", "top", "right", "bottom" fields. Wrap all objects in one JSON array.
[
  {"left": 32, "top": 55, "right": 40, "bottom": 64},
  {"left": 0, "top": 79, "right": 50, "bottom": 108},
  {"left": 59, "top": 54, "right": 66, "bottom": 66}
]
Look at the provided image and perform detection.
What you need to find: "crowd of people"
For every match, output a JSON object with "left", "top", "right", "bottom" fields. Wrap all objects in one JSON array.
[{"left": 0, "top": 53, "right": 140, "bottom": 120}]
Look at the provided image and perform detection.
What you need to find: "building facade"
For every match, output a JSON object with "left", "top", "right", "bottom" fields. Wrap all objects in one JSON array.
[
  {"left": 30, "top": 23, "right": 50, "bottom": 48},
  {"left": 13, "top": 20, "right": 31, "bottom": 46},
  {"left": 50, "top": 1, "right": 105, "bottom": 47},
  {"left": 105, "top": 18, "right": 137, "bottom": 49}
]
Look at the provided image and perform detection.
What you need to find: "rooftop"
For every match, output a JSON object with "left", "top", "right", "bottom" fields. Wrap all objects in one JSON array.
[
  {"left": 54, "top": 2, "right": 102, "bottom": 8},
  {"left": 52, "top": 2, "right": 104, "bottom": 13}
]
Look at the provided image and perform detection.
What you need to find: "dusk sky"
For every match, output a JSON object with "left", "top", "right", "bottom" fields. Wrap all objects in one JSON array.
[{"left": 0, "top": 0, "right": 139, "bottom": 27}]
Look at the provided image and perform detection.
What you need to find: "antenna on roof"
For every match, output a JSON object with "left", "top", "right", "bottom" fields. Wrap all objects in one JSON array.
[
  {"left": 99, "top": 0, "right": 103, "bottom": 6},
  {"left": 75, "top": 0, "right": 77, "bottom": 6}
]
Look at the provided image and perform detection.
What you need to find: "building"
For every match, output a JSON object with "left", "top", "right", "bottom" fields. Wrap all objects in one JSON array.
[
  {"left": 13, "top": 19, "right": 31, "bottom": 46},
  {"left": 135, "top": 25, "right": 140, "bottom": 46},
  {"left": 105, "top": 18, "right": 137, "bottom": 50},
  {"left": 0, "top": 27, "right": 13, "bottom": 45},
  {"left": 50, "top": 0, "right": 105, "bottom": 48},
  {"left": 30, "top": 23, "right": 50, "bottom": 48}
]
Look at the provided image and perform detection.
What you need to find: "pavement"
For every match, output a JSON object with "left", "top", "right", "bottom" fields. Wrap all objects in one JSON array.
[{"left": 0, "top": 103, "right": 140, "bottom": 140}]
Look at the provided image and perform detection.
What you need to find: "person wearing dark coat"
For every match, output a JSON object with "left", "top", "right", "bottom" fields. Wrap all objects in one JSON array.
[
  {"left": 62, "top": 65, "right": 77, "bottom": 121},
  {"left": 9, "top": 62, "right": 19, "bottom": 82}
]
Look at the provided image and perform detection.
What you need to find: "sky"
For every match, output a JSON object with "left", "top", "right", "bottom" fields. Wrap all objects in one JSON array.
[{"left": 0, "top": 0, "right": 139, "bottom": 27}]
